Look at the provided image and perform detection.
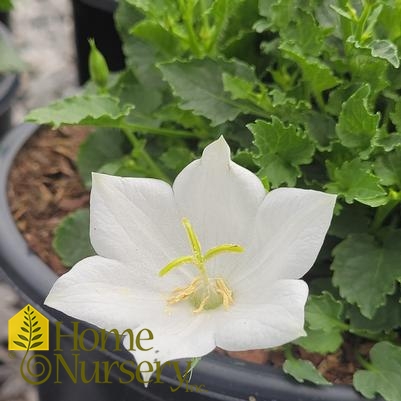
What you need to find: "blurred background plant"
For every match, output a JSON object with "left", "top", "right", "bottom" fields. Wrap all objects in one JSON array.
[{"left": 0, "top": 0, "right": 23, "bottom": 74}]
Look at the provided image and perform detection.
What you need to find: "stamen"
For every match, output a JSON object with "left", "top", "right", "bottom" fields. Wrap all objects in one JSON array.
[
  {"left": 215, "top": 278, "right": 234, "bottom": 309},
  {"left": 166, "top": 277, "right": 202, "bottom": 305},
  {"left": 159, "top": 218, "right": 244, "bottom": 313}
]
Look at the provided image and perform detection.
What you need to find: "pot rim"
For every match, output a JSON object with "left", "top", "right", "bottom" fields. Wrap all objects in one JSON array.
[
  {"left": 0, "top": 22, "right": 19, "bottom": 116},
  {"left": 0, "top": 124, "right": 376, "bottom": 401}
]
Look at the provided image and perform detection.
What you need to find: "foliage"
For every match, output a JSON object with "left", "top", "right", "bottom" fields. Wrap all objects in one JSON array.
[
  {"left": 0, "top": 26, "right": 24, "bottom": 73},
  {"left": 0, "top": 0, "right": 12, "bottom": 12},
  {"left": 26, "top": 0, "right": 401, "bottom": 398}
]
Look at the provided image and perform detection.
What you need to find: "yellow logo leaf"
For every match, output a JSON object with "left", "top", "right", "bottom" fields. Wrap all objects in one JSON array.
[{"left": 8, "top": 304, "right": 49, "bottom": 351}]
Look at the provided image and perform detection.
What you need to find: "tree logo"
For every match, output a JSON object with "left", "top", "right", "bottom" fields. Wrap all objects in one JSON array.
[{"left": 8, "top": 304, "right": 49, "bottom": 351}]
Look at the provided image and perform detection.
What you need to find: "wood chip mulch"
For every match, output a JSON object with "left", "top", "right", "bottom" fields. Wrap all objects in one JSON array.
[{"left": 7, "top": 125, "right": 91, "bottom": 275}]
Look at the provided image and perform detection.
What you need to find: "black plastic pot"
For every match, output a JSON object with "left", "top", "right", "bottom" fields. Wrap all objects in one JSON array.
[
  {"left": 71, "top": 0, "right": 124, "bottom": 84},
  {"left": 0, "top": 22, "right": 19, "bottom": 136},
  {"left": 0, "top": 12, "right": 9, "bottom": 27},
  {"left": 0, "top": 125, "right": 380, "bottom": 401}
]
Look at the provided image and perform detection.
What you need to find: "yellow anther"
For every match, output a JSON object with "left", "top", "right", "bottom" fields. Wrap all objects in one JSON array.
[
  {"left": 215, "top": 278, "right": 234, "bottom": 309},
  {"left": 166, "top": 277, "right": 202, "bottom": 305}
]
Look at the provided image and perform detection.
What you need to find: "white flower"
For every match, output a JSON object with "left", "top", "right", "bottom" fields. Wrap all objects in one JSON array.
[{"left": 45, "top": 136, "right": 336, "bottom": 383}]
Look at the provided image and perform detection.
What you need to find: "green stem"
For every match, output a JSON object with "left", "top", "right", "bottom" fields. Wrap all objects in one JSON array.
[
  {"left": 120, "top": 122, "right": 203, "bottom": 139},
  {"left": 370, "top": 190, "right": 401, "bottom": 231},
  {"left": 314, "top": 91, "right": 326, "bottom": 112},
  {"left": 179, "top": 0, "right": 202, "bottom": 56},
  {"left": 355, "top": 350, "right": 374, "bottom": 370},
  {"left": 200, "top": 0, "right": 210, "bottom": 32},
  {"left": 352, "top": 329, "right": 399, "bottom": 343},
  {"left": 284, "top": 345, "right": 295, "bottom": 361},
  {"left": 122, "top": 128, "right": 171, "bottom": 183},
  {"left": 355, "top": 1, "right": 373, "bottom": 42},
  {"left": 205, "top": 0, "right": 227, "bottom": 54}
]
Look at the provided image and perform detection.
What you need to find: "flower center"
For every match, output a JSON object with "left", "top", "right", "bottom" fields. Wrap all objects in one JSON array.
[{"left": 159, "top": 218, "right": 243, "bottom": 313}]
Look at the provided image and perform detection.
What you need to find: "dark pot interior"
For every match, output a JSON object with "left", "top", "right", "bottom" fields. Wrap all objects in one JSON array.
[
  {"left": 0, "top": 11, "right": 9, "bottom": 27},
  {"left": 0, "top": 124, "right": 379, "bottom": 401},
  {"left": 71, "top": 0, "right": 124, "bottom": 85}
]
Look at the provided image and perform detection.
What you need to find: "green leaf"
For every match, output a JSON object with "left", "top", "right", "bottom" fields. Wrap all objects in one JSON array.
[
  {"left": 281, "top": 10, "right": 325, "bottom": 57},
  {"left": 232, "top": 149, "right": 257, "bottom": 170},
  {"left": 354, "top": 342, "right": 401, "bottom": 401},
  {"left": 258, "top": 0, "right": 297, "bottom": 29},
  {"left": 330, "top": 5, "right": 353, "bottom": 20},
  {"left": 77, "top": 128, "right": 127, "bottom": 188},
  {"left": 98, "top": 157, "right": 150, "bottom": 178},
  {"left": 109, "top": 70, "right": 163, "bottom": 127},
  {"left": 374, "top": 148, "right": 401, "bottom": 187},
  {"left": 158, "top": 58, "right": 256, "bottom": 126},
  {"left": 349, "top": 52, "right": 388, "bottom": 96},
  {"left": 373, "top": 133, "right": 401, "bottom": 151},
  {"left": 349, "top": 294, "right": 401, "bottom": 333},
  {"left": 305, "top": 292, "right": 346, "bottom": 332},
  {"left": 305, "top": 111, "right": 336, "bottom": 151},
  {"left": 18, "top": 334, "right": 29, "bottom": 342},
  {"left": 112, "top": 71, "right": 163, "bottom": 121},
  {"left": 0, "top": 34, "right": 24, "bottom": 73},
  {"left": 325, "top": 158, "right": 387, "bottom": 207},
  {"left": 368, "top": 39, "right": 400, "bottom": 68},
  {"left": 336, "top": 85, "right": 380, "bottom": 151},
  {"left": 115, "top": 0, "right": 166, "bottom": 89},
  {"left": 249, "top": 117, "right": 315, "bottom": 187},
  {"left": 222, "top": 73, "right": 255, "bottom": 100},
  {"left": 280, "top": 45, "right": 340, "bottom": 94},
  {"left": 160, "top": 147, "right": 195, "bottom": 173},
  {"left": 131, "top": 20, "right": 179, "bottom": 58},
  {"left": 25, "top": 95, "right": 133, "bottom": 128},
  {"left": 332, "top": 232, "right": 401, "bottom": 318},
  {"left": 0, "top": 0, "right": 12, "bottom": 11},
  {"left": 53, "top": 209, "right": 95, "bottom": 268},
  {"left": 222, "top": 72, "right": 272, "bottom": 112},
  {"left": 283, "top": 359, "right": 331, "bottom": 385},
  {"left": 329, "top": 204, "right": 371, "bottom": 239},
  {"left": 294, "top": 328, "right": 343, "bottom": 354}
]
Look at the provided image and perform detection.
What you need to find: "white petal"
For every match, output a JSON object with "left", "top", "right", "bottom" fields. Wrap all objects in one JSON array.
[
  {"left": 90, "top": 173, "right": 189, "bottom": 279},
  {"left": 214, "top": 279, "right": 308, "bottom": 350},
  {"left": 45, "top": 255, "right": 168, "bottom": 332},
  {"left": 124, "top": 304, "right": 215, "bottom": 383},
  {"left": 173, "top": 137, "right": 265, "bottom": 276},
  {"left": 230, "top": 188, "right": 336, "bottom": 284}
]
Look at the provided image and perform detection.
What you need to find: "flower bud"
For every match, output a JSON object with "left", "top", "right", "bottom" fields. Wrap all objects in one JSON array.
[{"left": 88, "top": 38, "right": 109, "bottom": 88}]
